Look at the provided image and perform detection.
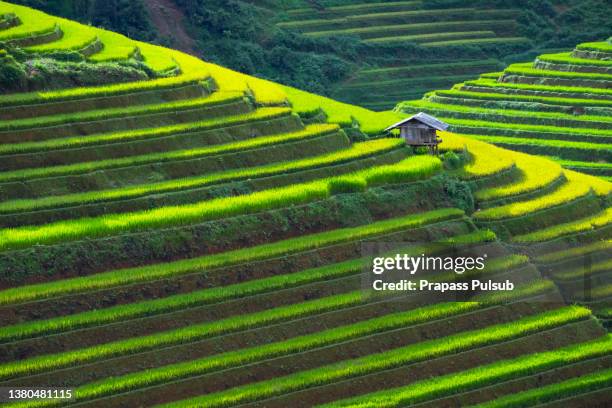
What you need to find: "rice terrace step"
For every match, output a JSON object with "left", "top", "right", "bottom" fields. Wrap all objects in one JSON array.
[{"left": 0, "top": 1, "right": 609, "bottom": 407}]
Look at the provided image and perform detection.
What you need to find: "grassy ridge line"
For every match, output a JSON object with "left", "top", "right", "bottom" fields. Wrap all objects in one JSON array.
[
  {"left": 295, "top": 8, "right": 518, "bottom": 30},
  {"left": 0, "top": 107, "right": 290, "bottom": 155},
  {"left": 591, "top": 283, "right": 612, "bottom": 300},
  {"left": 535, "top": 240, "right": 611, "bottom": 264},
  {"left": 18, "top": 294, "right": 555, "bottom": 405},
  {"left": 434, "top": 89, "right": 612, "bottom": 107},
  {"left": 464, "top": 78, "right": 612, "bottom": 96},
  {"left": 0, "top": 2, "right": 56, "bottom": 41},
  {"left": 25, "top": 18, "right": 97, "bottom": 53},
  {"left": 503, "top": 62, "right": 612, "bottom": 81},
  {"left": 0, "top": 1, "right": 176, "bottom": 73},
  {"left": 137, "top": 43, "right": 178, "bottom": 74},
  {"left": 472, "top": 368, "right": 612, "bottom": 408},
  {"left": 424, "top": 37, "right": 527, "bottom": 47},
  {"left": 474, "top": 171, "right": 610, "bottom": 221},
  {"left": 287, "top": 1, "right": 423, "bottom": 16},
  {"left": 0, "top": 71, "right": 208, "bottom": 107},
  {"left": 0, "top": 92, "right": 243, "bottom": 132},
  {"left": 277, "top": 8, "right": 478, "bottom": 28},
  {"left": 281, "top": 84, "right": 404, "bottom": 135},
  {"left": 5, "top": 297, "right": 577, "bottom": 408},
  {"left": 469, "top": 134, "right": 612, "bottom": 154},
  {"left": 144, "top": 307, "right": 591, "bottom": 408},
  {"left": 0, "top": 108, "right": 298, "bottom": 180},
  {"left": 0, "top": 301, "right": 479, "bottom": 381},
  {"left": 318, "top": 335, "right": 612, "bottom": 408},
  {"left": 357, "top": 59, "right": 501, "bottom": 77},
  {"left": 363, "top": 31, "right": 495, "bottom": 44},
  {"left": 0, "top": 138, "right": 403, "bottom": 214},
  {"left": 439, "top": 133, "right": 515, "bottom": 179},
  {"left": 308, "top": 20, "right": 513, "bottom": 38},
  {"left": 341, "top": 74, "right": 478, "bottom": 90},
  {"left": 202, "top": 62, "right": 287, "bottom": 106},
  {"left": 444, "top": 117, "right": 612, "bottom": 139},
  {"left": 475, "top": 152, "right": 563, "bottom": 201},
  {"left": 513, "top": 208, "right": 612, "bottom": 243},
  {"left": 538, "top": 52, "right": 612, "bottom": 67},
  {"left": 403, "top": 99, "right": 612, "bottom": 126},
  {"left": 553, "top": 159, "right": 612, "bottom": 170},
  {"left": 0, "top": 264, "right": 365, "bottom": 343},
  {"left": 480, "top": 72, "right": 503, "bottom": 79},
  {"left": 553, "top": 258, "right": 612, "bottom": 281},
  {"left": 0, "top": 207, "right": 459, "bottom": 305},
  {"left": 0, "top": 2, "right": 212, "bottom": 106},
  {"left": 0, "top": 231, "right": 501, "bottom": 344},
  {"left": 577, "top": 41, "right": 612, "bottom": 53},
  {"left": 89, "top": 30, "right": 137, "bottom": 62},
  {"left": 0, "top": 156, "right": 444, "bottom": 251}
]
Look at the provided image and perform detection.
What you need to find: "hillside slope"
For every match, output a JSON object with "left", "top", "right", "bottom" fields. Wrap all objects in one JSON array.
[
  {"left": 398, "top": 39, "right": 612, "bottom": 179},
  {"left": 271, "top": 0, "right": 609, "bottom": 110},
  {"left": 0, "top": 2, "right": 610, "bottom": 407}
]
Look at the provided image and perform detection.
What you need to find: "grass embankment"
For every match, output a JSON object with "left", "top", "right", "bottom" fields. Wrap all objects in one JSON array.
[
  {"left": 553, "top": 258, "right": 612, "bottom": 281},
  {"left": 469, "top": 135, "right": 612, "bottom": 158},
  {"left": 0, "top": 207, "right": 460, "bottom": 304},
  {"left": 503, "top": 62, "right": 612, "bottom": 81},
  {"left": 364, "top": 31, "right": 496, "bottom": 44},
  {"left": 0, "top": 106, "right": 290, "bottom": 155},
  {"left": 434, "top": 88, "right": 612, "bottom": 107},
  {"left": 0, "top": 138, "right": 403, "bottom": 214},
  {"left": 440, "top": 133, "right": 515, "bottom": 180},
  {"left": 355, "top": 60, "right": 502, "bottom": 80},
  {"left": 281, "top": 84, "right": 404, "bottom": 135},
  {"left": 317, "top": 335, "right": 612, "bottom": 408},
  {"left": 0, "top": 92, "right": 244, "bottom": 132},
  {"left": 0, "top": 231, "right": 504, "bottom": 344},
  {"left": 474, "top": 171, "right": 609, "bottom": 221},
  {"left": 535, "top": 240, "right": 611, "bottom": 263},
  {"left": 0, "top": 1, "right": 56, "bottom": 41},
  {"left": 25, "top": 18, "right": 97, "bottom": 53},
  {"left": 538, "top": 52, "right": 612, "bottom": 67},
  {"left": 0, "top": 301, "right": 478, "bottom": 379},
  {"left": 445, "top": 118, "right": 612, "bottom": 140},
  {"left": 0, "top": 1, "right": 178, "bottom": 73},
  {"left": 475, "top": 153, "right": 563, "bottom": 201},
  {"left": 472, "top": 368, "right": 612, "bottom": 408},
  {"left": 311, "top": 21, "right": 512, "bottom": 40},
  {"left": 142, "top": 307, "right": 592, "bottom": 408},
  {"left": 514, "top": 208, "right": 612, "bottom": 243},
  {"left": 8, "top": 305, "right": 585, "bottom": 408},
  {"left": 576, "top": 41, "right": 612, "bottom": 53},
  {"left": 463, "top": 78, "right": 612, "bottom": 97},
  {"left": 403, "top": 99, "right": 612, "bottom": 127},
  {"left": 0, "top": 155, "right": 442, "bottom": 250}
]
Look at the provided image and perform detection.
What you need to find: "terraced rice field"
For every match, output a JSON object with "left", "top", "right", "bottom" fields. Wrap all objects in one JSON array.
[
  {"left": 276, "top": 1, "right": 525, "bottom": 111},
  {"left": 399, "top": 39, "right": 612, "bottom": 178},
  {"left": 333, "top": 59, "right": 504, "bottom": 110},
  {"left": 278, "top": 2, "right": 521, "bottom": 44},
  {"left": 0, "top": 2, "right": 610, "bottom": 407}
]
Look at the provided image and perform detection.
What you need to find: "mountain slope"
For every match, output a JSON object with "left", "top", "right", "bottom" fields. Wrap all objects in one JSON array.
[
  {"left": 0, "top": 2, "right": 610, "bottom": 407},
  {"left": 398, "top": 38, "right": 612, "bottom": 179}
]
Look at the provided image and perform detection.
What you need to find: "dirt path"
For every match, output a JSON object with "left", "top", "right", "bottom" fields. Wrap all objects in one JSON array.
[{"left": 144, "top": 0, "right": 198, "bottom": 56}]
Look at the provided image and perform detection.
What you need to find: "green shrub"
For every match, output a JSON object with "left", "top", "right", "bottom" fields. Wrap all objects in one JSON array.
[
  {"left": 0, "top": 48, "right": 26, "bottom": 92},
  {"left": 443, "top": 151, "right": 462, "bottom": 170}
]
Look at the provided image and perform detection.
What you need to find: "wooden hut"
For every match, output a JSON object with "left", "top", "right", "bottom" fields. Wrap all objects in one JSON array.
[{"left": 385, "top": 112, "right": 448, "bottom": 155}]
